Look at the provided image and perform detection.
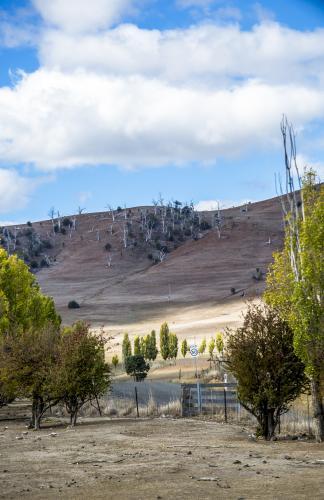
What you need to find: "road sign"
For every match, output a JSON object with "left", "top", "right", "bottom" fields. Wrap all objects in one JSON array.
[{"left": 189, "top": 344, "right": 198, "bottom": 357}]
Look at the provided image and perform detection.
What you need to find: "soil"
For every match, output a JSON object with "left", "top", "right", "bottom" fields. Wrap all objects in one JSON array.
[
  {"left": 35, "top": 195, "right": 284, "bottom": 348},
  {"left": 1, "top": 417, "right": 324, "bottom": 499}
]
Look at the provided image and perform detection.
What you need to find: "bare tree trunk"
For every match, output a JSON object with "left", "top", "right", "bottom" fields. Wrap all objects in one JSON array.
[{"left": 311, "top": 375, "right": 324, "bottom": 442}]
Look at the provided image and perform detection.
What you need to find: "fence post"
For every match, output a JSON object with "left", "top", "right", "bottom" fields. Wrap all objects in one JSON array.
[
  {"left": 224, "top": 388, "right": 227, "bottom": 423},
  {"left": 135, "top": 386, "right": 139, "bottom": 418},
  {"left": 197, "top": 383, "right": 202, "bottom": 414}
]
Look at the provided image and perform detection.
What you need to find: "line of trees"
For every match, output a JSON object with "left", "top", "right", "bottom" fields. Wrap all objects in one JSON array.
[{"left": 0, "top": 249, "right": 110, "bottom": 428}]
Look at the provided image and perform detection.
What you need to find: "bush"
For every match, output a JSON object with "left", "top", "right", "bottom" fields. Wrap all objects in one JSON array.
[
  {"left": 27, "top": 221, "right": 32, "bottom": 227},
  {"left": 200, "top": 220, "right": 211, "bottom": 231},
  {"left": 62, "top": 217, "right": 72, "bottom": 227},
  {"left": 125, "top": 355, "right": 150, "bottom": 382},
  {"left": 68, "top": 300, "right": 80, "bottom": 309},
  {"left": 40, "top": 259, "right": 49, "bottom": 268},
  {"left": 42, "top": 239, "right": 53, "bottom": 249},
  {"left": 230, "top": 287, "right": 236, "bottom": 295},
  {"left": 60, "top": 227, "right": 66, "bottom": 235},
  {"left": 104, "top": 243, "right": 112, "bottom": 252},
  {"left": 226, "top": 303, "right": 308, "bottom": 440},
  {"left": 30, "top": 260, "right": 38, "bottom": 269}
]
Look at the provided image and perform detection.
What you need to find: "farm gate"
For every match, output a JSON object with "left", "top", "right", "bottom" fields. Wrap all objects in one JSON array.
[{"left": 181, "top": 383, "right": 239, "bottom": 420}]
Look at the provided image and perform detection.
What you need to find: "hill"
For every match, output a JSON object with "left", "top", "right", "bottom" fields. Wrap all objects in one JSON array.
[{"left": 9, "top": 195, "right": 283, "bottom": 344}]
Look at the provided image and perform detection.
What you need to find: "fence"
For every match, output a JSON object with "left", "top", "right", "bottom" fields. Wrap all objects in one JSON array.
[{"left": 181, "top": 383, "right": 239, "bottom": 420}]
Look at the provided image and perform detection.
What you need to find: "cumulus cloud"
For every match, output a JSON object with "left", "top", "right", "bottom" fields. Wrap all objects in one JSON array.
[
  {"left": 32, "top": 0, "right": 135, "bottom": 33},
  {"left": 37, "top": 23, "right": 324, "bottom": 87},
  {"left": 0, "top": 70, "right": 324, "bottom": 170},
  {"left": 296, "top": 154, "right": 324, "bottom": 180},
  {"left": 0, "top": 169, "right": 39, "bottom": 213},
  {"left": 195, "top": 199, "right": 252, "bottom": 211}
]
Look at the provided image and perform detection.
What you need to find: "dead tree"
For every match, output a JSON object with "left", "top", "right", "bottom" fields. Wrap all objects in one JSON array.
[
  {"left": 48, "top": 207, "right": 56, "bottom": 235},
  {"left": 78, "top": 206, "right": 86, "bottom": 215},
  {"left": 277, "top": 115, "right": 323, "bottom": 441}
]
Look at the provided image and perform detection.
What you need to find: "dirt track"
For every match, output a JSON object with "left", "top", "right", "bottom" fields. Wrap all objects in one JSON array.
[{"left": 1, "top": 417, "right": 324, "bottom": 499}]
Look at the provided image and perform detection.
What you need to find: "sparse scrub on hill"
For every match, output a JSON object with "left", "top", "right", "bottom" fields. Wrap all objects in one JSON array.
[{"left": 68, "top": 300, "right": 80, "bottom": 309}]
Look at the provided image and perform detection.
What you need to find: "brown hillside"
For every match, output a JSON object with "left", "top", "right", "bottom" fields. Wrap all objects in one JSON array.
[{"left": 33, "top": 196, "right": 284, "bottom": 342}]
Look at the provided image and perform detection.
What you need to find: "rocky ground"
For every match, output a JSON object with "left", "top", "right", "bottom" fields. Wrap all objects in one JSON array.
[{"left": 1, "top": 416, "right": 324, "bottom": 499}]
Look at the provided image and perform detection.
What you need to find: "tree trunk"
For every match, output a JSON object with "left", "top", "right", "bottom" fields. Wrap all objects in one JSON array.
[
  {"left": 267, "top": 409, "right": 276, "bottom": 440},
  {"left": 29, "top": 396, "right": 37, "bottom": 429},
  {"left": 311, "top": 375, "right": 324, "bottom": 442},
  {"left": 72, "top": 409, "right": 78, "bottom": 427}
]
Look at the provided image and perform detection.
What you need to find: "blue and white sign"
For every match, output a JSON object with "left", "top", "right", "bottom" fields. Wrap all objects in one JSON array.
[{"left": 189, "top": 344, "right": 198, "bottom": 357}]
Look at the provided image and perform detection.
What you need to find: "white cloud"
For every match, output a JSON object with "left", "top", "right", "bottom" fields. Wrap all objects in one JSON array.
[
  {"left": 296, "top": 154, "right": 324, "bottom": 180},
  {"left": 0, "top": 169, "right": 38, "bottom": 214},
  {"left": 195, "top": 199, "right": 252, "bottom": 211},
  {"left": 37, "top": 23, "right": 324, "bottom": 87},
  {"left": 32, "top": 0, "right": 135, "bottom": 33},
  {"left": 0, "top": 220, "right": 21, "bottom": 227},
  {"left": 78, "top": 191, "right": 92, "bottom": 204},
  {"left": 0, "top": 69, "right": 323, "bottom": 170}
]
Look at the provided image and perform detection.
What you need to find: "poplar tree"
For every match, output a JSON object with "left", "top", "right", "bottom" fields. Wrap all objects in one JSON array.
[
  {"left": 160, "top": 322, "right": 170, "bottom": 361},
  {"left": 265, "top": 171, "right": 324, "bottom": 441},
  {"left": 181, "top": 339, "right": 188, "bottom": 358},
  {"left": 122, "top": 333, "right": 132, "bottom": 362},
  {"left": 134, "top": 336, "right": 141, "bottom": 356},
  {"left": 169, "top": 333, "right": 178, "bottom": 361},
  {"left": 199, "top": 338, "right": 206, "bottom": 354}
]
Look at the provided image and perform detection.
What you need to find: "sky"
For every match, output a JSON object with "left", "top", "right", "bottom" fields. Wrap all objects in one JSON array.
[{"left": 0, "top": 0, "right": 324, "bottom": 224}]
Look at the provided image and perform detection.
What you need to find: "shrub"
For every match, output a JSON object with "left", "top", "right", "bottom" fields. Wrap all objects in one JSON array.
[
  {"left": 104, "top": 243, "right": 112, "bottom": 252},
  {"left": 230, "top": 287, "right": 236, "bottom": 295},
  {"left": 30, "top": 260, "right": 38, "bottom": 269},
  {"left": 60, "top": 227, "right": 66, "bottom": 235},
  {"left": 40, "top": 258, "right": 49, "bottom": 268},
  {"left": 62, "top": 217, "right": 72, "bottom": 227},
  {"left": 27, "top": 221, "right": 32, "bottom": 227},
  {"left": 200, "top": 220, "right": 211, "bottom": 231},
  {"left": 226, "top": 303, "right": 308, "bottom": 440},
  {"left": 68, "top": 300, "right": 80, "bottom": 309},
  {"left": 125, "top": 355, "right": 150, "bottom": 382}
]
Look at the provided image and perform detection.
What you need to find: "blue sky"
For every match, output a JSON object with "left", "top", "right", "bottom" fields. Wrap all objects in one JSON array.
[{"left": 0, "top": 0, "right": 324, "bottom": 223}]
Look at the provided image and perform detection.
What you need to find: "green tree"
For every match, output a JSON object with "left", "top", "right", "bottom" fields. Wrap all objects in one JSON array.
[
  {"left": 55, "top": 321, "right": 110, "bottom": 426},
  {"left": 216, "top": 333, "right": 224, "bottom": 355},
  {"left": 265, "top": 171, "right": 324, "bottom": 441},
  {"left": 134, "top": 336, "right": 141, "bottom": 356},
  {"left": 199, "top": 338, "right": 206, "bottom": 354},
  {"left": 169, "top": 333, "right": 178, "bottom": 361},
  {"left": 125, "top": 355, "right": 150, "bottom": 382},
  {"left": 112, "top": 355, "right": 119, "bottom": 371},
  {"left": 0, "top": 250, "right": 61, "bottom": 418},
  {"left": 145, "top": 330, "right": 158, "bottom": 361},
  {"left": 226, "top": 303, "right": 307, "bottom": 440},
  {"left": 4, "top": 325, "right": 61, "bottom": 429},
  {"left": 122, "top": 333, "right": 132, "bottom": 362},
  {"left": 208, "top": 338, "right": 215, "bottom": 358},
  {"left": 160, "top": 322, "right": 170, "bottom": 361},
  {"left": 0, "top": 249, "right": 60, "bottom": 337},
  {"left": 181, "top": 339, "right": 188, "bottom": 358},
  {"left": 208, "top": 338, "right": 216, "bottom": 368}
]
